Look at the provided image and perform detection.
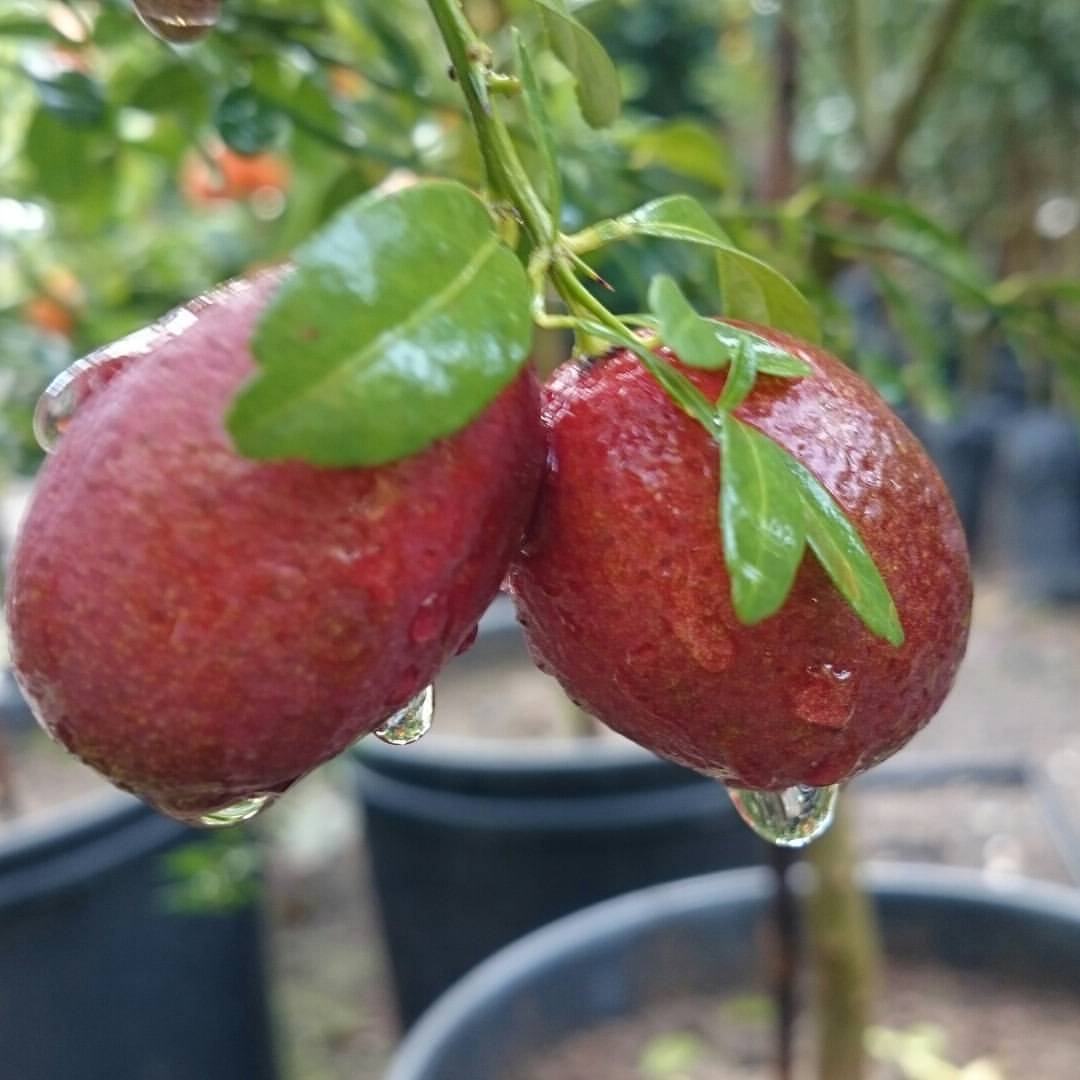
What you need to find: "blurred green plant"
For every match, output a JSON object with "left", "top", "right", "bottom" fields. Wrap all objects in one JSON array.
[{"left": 158, "top": 829, "right": 261, "bottom": 915}]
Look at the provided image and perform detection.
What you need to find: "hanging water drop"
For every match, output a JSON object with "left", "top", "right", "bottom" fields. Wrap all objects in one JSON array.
[
  {"left": 375, "top": 685, "right": 434, "bottom": 745},
  {"left": 132, "top": 0, "right": 221, "bottom": 43},
  {"left": 33, "top": 304, "right": 200, "bottom": 451},
  {"left": 195, "top": 793, "right": 275, "bottom": 828},
  {"left": 728, "top": 783, "right": 839, "bottom": 848}
]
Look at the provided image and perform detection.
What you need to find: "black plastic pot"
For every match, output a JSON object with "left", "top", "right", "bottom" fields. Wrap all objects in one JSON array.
[
  {"left": 0, "top": 793, "right": 277, "bottom": 1080},
  {"left": 352, "top": 604, "right": 762, "bottom": 1028},
  {"left": 387, "top": 864, "right": 1080, "bottom": 1079},
  {"left": 999, "top": 409, "right": 1080, "bottom": 602}
]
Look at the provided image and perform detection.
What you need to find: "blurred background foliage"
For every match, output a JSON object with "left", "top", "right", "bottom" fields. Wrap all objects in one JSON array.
[{"left": 0, "top": 0, "right": 1078, "bottom": 478}]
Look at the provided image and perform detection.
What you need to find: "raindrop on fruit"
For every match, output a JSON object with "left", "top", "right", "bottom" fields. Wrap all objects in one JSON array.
[
  {"left": 133, "top": 0, "right": 221, "bottom": 43},
  {"left": 375, "top": 685, "right": 434, "bottom": 745},
  {"left": 727, "top": 783, "right": 839, "bottom": 847},
  {"left": 34, "top": 305, "right": 199, "bottom": 451}
]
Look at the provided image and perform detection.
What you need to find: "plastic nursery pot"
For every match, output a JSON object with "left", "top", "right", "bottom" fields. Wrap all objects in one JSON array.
[
  {"left": 998, "top": 408, "right": 1080, "bottom": 603},
  {"left": 387, "top": 863, "right": 1080, "bottom": 1080},
  {"left": 351, "top": 602, "right": 762, "bottom": 1029},
  {"left": 0, "top": 792, "right": 277, "bottom": 1080}
]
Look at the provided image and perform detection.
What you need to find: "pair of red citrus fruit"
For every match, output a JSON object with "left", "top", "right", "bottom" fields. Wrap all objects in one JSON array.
[{"left": 5, "top": 272, "right": 971, "bottom": 824}]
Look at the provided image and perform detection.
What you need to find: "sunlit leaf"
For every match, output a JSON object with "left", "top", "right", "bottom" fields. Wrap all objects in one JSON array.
[{"left": 229, "top": 180, "right": 533, "bottom": 466}]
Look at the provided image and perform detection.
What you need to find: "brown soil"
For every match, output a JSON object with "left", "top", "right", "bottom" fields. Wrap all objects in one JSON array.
[{"left": 511, "top": 962, "right": 1080, "bottom": 1079}]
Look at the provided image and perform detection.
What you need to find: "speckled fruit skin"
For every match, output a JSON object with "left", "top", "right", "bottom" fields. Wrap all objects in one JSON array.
[
  {"left": 508, "top": 330, "right": 972, "bottom": 790},
  {"left": 6, "top": 272, "right": 543, "bottom": 820}
]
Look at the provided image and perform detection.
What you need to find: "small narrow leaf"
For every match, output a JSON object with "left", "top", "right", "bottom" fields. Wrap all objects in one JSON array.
[
  {"left": 787, "top": 457, "right": 904, "bottom": 646},
  {"left": 514, "top": 29, "right": 561, "bottom": 239},
  {"left": 614, "top": 196, "right": 820, "bottom": 343},
  {"left": 575, "top": 318, "right": 718, "bottom": 434},
  {"left": 720, "top": 417, "right": 808, "bottom": 625},
  {"left": 228, "top": 180, "right": 533, "bottom": 467},
  {"left": 716, "top": 340, "right": 757, "bottom": 413},
  {"left": 648, "top": 275, "right": 811, "bottom": 378},
  {"left": 621, "top": 194, "right": 731, "bottom": 245},
  {"left": 527, "top": 0, "right": 620, "bottom": 128},
  {"left": 717, "top": 250, "right": 821, "bottom": 344}
]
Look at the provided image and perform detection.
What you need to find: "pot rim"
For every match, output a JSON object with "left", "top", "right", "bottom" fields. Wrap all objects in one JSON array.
[{"left": 387, "top": 862, "right": 1080, "bottom": 1080}]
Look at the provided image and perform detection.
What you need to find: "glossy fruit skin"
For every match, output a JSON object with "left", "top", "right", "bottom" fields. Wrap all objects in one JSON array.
[
  {"left": 508, "top": 331, "right": 972, "bottom": 790},
  {"left": 6, "top": 271, "right": 543, "bottom": 819}
]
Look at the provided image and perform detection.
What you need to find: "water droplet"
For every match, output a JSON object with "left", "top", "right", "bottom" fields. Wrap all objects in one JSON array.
[
  {"left": 794, "top": 663, "right": 855, "bottom": 730},
  {"left": 454, "top": 625, "right": 479, "bottom": 656},
  {"left": 408, "top": 595, "right": 446, "bottom": 645},
  {"left": 133, "top": 0, "right": 221, "bottom": 43},
  {"left": 156, "top": 792, "right": 276, "bottom": 829},
  {"left": 33, "top": 303, "right": 200, "bottom": 451},
  {"left": 727, "top": 783, "right": 839, "bottom": 847},
  {"left": 375, "top": 685, "right": 433, "bottom": 745}
]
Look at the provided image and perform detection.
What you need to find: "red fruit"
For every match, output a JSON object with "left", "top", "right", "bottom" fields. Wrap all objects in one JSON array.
[
  {"left": 180, "top": 146, "right": 290, "bottom": 207},
  {"left": 508, "top": 331, "right": 972, "bottom": 790},
  {"left": 7, "top": 271, "right": 543, "bottom": 822}
]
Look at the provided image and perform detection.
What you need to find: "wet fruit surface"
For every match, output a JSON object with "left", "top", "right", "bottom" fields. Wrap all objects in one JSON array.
[
  {"left": 509, "top": 330, "right": 972, "bottom": 790},
  {"left": 7, "top": 270, "right": 543, "bottom": 821}
]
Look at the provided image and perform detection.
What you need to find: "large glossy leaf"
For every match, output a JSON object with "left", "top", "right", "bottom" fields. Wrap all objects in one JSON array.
[
  {"left": 787, "top": 456, "right": 904, "bottom": 646},
  {"left": 648, "top": 275, "right": 811, "bottom": 378},
  {"left": 527, "top": 0, "right": 620, "bottom": 128},
  {"left": 228, "top": 180, "right": 533, "bottom": 467},
  {"left": 620, "top": 194, "right": 731, "bottom": 245},
  {"left": 514, "top": 29, "right": 560, "bottom": 237},
  {"left": 720, "top": 417, "right": 807, "bottom": 625}
]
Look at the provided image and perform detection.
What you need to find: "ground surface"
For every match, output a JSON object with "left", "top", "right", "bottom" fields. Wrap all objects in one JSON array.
[{"left": 3, "top": 572, "right": 1080, "bottom": 1078}]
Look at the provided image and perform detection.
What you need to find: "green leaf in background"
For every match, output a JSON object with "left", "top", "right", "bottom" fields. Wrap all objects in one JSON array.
[
  {"left": 527, "top": 0, "right": 621, "bottom": 128},
  {"left": 627, "top": 120, "right": 733, "bottom": 190},
  {"left": 719, "top": 417, "right": 807, "bottom": 625},
  {"left": 717, "top": 249, "right": 821, "bottom": 344},
  {"left": 32, "top": 71, "right": 107, "bottom": 127},
  {"left": 214, "top": 87, "right": 288, "bottom": 156},
  {"left": 514, "top": 29, "right": 561, "bottom": 239},
  {"left": 228, "top": 180, "right": 534, "bottom": 467},
  {"left": 129, "top": 62, "right": 209, "bottom": 118},
  {"left": 786, "top": 457, "right": 904, "bottom": 646},
  {"left": 648, "top": 275, "right": 811, "bottom": 378},
  {"left": 0, "top": 15, "right": 55, "bottom": 37}
]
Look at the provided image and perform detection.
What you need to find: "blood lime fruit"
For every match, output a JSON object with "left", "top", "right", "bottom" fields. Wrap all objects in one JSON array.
[
  {"left": 508, "top": 330, "right": 972, "bottom": 795},
  {"left": 5, "top": 271, "right": 543, "bottom": 824}
]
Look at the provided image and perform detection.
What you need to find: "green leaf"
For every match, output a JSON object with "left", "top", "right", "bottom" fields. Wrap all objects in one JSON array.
[
  {"left": 527, "top": 0, "right": 620, "bottom": 128},
  {"left": 717, "top": 250, "right": 820, "bottom": 344},
  {"left": 228, "top": 180, "right": 533, "bottom": 467},
  {"left": 620, "top": 194, "right": 731, "bottom": 245},
  {"left": 720, "top": 417, "right": 807, "bottom": 625},
  {"left": 32, "top": 71, "right": 106, "bottom": 127},
  {"left": 214, "top": 87, "right": 287, "bottom": 156},
  {"left": 575, "top": 318, "right": 718, "bottom": 434},
  {"left": 648, "top": 275, "right": 811, "bottom": 379},
  {"left": 627, "top": 120, "right": 733, "bottom": 190},
  {"left": 787, "top": 457, "right": 904, "bottom": 646},
  {"left": 128, "top": 62, "right": 208, "bottom": 116},
  {"left": 0, "top": 15, "right": 55, "bottom": 37},
  {"left": 514, "top": 29, "right": 560, "bottom": 238},
  {"left": 609, "top": 196, "right": 820, "bottom": 343},
  {"left": 716, "top": 340, "right": 757, "bottom": 412}
]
